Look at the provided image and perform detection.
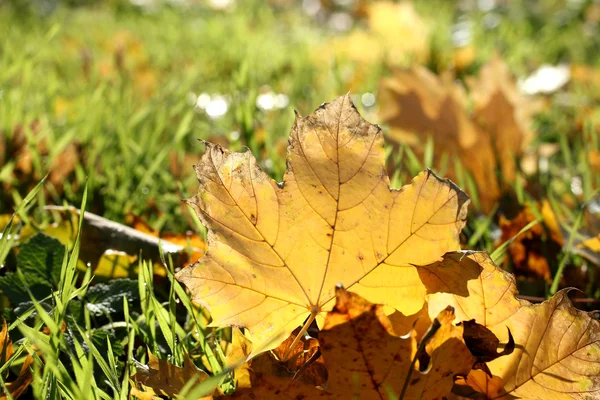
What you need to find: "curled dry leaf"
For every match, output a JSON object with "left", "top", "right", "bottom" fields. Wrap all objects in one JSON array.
[
  {"left": 176, "top": 94, "right": 469, "bottom": 351},
  {"left": 224, "top": 288, "right": 479, "bottom": 399},
  {"left": 426, "top": 252, "right": 600, "bottom": 399},
  {"left": 131, "top": 350, "right": 212, "bottom": 399},
  {"left": 379, "top": 57, "right": 542, "bottom": 212}
]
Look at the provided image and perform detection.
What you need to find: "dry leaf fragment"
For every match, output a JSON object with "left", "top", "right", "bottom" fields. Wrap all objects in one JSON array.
[
  {"left": 176, "top": 94, "right": 469, "bottom": 351},
  {"left": 427, "top": 252, "right": 600, "bottom": 399},
  {"left": 131, "top": 350, "right": 212, "bottom": 399},
  {"left": 126, "top": 213, "right": 206, "bottom": 265},
  {"left": 458, "top": 320, "right": 514, "bottom": 377},
  {"left": 3, "top": 120, "right": 80, "bottom": 194}
]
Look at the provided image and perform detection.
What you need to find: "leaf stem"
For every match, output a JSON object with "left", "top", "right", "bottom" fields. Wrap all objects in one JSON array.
[{"left": 281, "top": 311, "right": 317, "bottom": 362}]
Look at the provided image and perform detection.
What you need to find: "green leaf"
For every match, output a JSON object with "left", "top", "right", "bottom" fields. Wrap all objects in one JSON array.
[
  {"left": 85, "top": 279, "right": 139, "bottom": 316},
  {"left": 17, "top": 233, "right": 65, "bottom": 287},
  {"left": 0, "top": 272, "right": 52, "bottom": 308},
  {"left": 0, "top": 233, "right": 67, "bottom": 308}
]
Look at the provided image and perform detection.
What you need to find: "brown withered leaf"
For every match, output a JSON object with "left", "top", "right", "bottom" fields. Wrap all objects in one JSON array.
[
  {"left": 0, "top": 319, "right": 13, "bottom": 368},
  {"left": 379, "top": 65, "right": 499, "bottom": 211},
  {"left": 0, "top": 319, "right": 34, "bottom": 400},
  {"left": 2, "top": 356, "right": 34, "bottom": 400},
  {"left": 427, "top": 252, "right": 600, "bottom": 399},
  {"left": 498, "top": 203, "right": 563, "bottom": 284},
  {"left": 131, "top": 350, "right": 212, "bottom": 399},
  {"left": 224, "top": 288, "right": 479, "bottom": 400},
  {"left": 380, "top": 58, "right": 541, "bottom": 212}
]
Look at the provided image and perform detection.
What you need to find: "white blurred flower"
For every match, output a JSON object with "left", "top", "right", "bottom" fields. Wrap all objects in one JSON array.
[
  {"left": 361, "top": 92, "right": 376, "bottom": 107},
  {"left": 256, "top": 92, "right": 290, "bottom": 111},
  {"left": 187, "top": 92, "right": 198, "bottom": 105},
  {"left": 571, "top": 176, "right": 583, "bottom": 196},
  {"left": 518, "top": 64, "right": 570, "bottom": 95},
  {"left": 329, "top": 12, "right": 353, "bottom": 32},
  {"left": 451, "top": 20, "right": 472, "bottom": 47},
  {"left": 209, "top": 0, "right": 234, "bottom": 10},
  {"left": 195, "top": 93, "right": 211, "bottom": 109},
  {"left": 256, "top": 93, "right": 275, "bottom": 111},
  {"left": 205, "top": 96, "right": 228, "bottom": 119},
  {"left": 275, "top": 94, "right": 289, "bottom": 109},
  {"left": 230, "top": 131, "right": 240, "bottom": 141},
  {"left": 302, "top": 0, "right": 321, "bottom": 15}
]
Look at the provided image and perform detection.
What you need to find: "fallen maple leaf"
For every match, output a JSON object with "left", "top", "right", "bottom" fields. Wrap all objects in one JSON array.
[
  {"left": 379, "top": 58, "right": 542, "bottom": 212},
  {"left": 224, "top": 287, "right": 480, "bottom": 399},
  {"left": 426, "top": 252, "right": 600, "bottom": 399},
  {"left": 131, "top": 350, "right": 212, "bottom": 399},
  {"left": 176, "top": 94, "right": 469, "bottom": 350}
]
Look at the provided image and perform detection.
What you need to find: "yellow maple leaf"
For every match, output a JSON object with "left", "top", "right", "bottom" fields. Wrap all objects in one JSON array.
[
  {"left": 176, "top": 95, "right": 469, "bottom": 350},
  {"left": 426, "top": 252, "right": 600, "bottom": 399}
]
